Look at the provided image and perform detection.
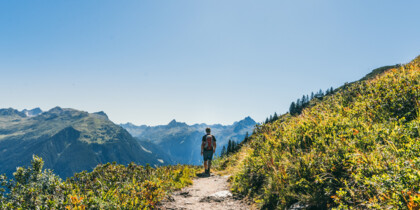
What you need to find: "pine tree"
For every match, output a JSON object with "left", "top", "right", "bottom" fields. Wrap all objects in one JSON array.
[
  {"left": 227, "top": 140, "right": 232, "bottom": 155},
  {"left": 289, "top": 102, "right": 296, "bottom": 115},
  {"left": 318, "top": 89, "right": 324, "bottom": 97},
  {"left": 221, "top": 146, "right": 227, "bottom": 157},
  {"left": 244, "top": 132, "right": 249, "bottom": 143},
  {"left": 296, "top": 98, "right": 302, "bottom": 114},
  {"left": 273, "top": 112, "right": 278, "bottom": 121},
  {"left": 311, "top": 92, "right": 314, "bottom": 100},
  {"left": 232, "top": 141, "right": 236, "bottom": 152}
]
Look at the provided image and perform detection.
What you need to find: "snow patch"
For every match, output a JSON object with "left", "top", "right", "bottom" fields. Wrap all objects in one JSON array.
[
  {"left": 157, "top": 159, "right": 164, "bottom": 163},
  {"left": 141, "top": 145, "right": 152, "bottom": 154}
]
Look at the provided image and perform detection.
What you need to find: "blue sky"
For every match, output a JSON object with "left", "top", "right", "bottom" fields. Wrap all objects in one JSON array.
[{"left": 1, "top": 0, "right": 419, "bottom": 125}]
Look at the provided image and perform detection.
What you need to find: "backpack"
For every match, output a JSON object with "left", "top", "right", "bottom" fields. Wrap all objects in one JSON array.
[{"left": 203, "top": 135, "right": 214, "bottom": 150}]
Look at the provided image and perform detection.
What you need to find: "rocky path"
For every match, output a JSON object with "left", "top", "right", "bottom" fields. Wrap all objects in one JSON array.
[{"left": 160, "top": 173, "right": 251, "bottom": 210}]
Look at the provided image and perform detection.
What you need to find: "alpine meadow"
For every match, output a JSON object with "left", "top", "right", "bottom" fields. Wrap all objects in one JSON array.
[{"left": 215, "top": 55, "right": 420, "bottom": 209}]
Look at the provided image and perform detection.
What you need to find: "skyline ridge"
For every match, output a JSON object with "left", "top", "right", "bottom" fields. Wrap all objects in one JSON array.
[{"left": 0, "top": 106, "right": 257, "bottom": 126}]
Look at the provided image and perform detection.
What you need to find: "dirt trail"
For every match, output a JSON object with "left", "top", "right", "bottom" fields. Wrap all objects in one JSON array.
[{"left": 160, "top": 173, "right": 251, "bottom": 210}]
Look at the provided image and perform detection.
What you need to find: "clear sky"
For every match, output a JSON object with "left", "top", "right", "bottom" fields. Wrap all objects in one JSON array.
[{"left": 1, "top": 0, "right": 419, "bottom": 126}]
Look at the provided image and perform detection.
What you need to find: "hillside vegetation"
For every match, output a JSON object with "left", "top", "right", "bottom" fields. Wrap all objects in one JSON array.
[
  {"left": 227, "top": 56, "right": 420, "bottom": 209},
  {"left": 0, "top": 156, "right": 198, "bottom": 209}
]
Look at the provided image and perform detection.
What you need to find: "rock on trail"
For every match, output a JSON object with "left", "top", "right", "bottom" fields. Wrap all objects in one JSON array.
[{"left": 159, "top": 174, "right": 250, "bottom": 210}]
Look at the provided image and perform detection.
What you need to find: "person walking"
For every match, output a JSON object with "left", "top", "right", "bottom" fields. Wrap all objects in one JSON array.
[{"left": 201, "top": 127, "right": 216, "bottom": 175}]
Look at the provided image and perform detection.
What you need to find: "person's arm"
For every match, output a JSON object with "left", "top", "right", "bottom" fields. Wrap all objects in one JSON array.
[
  {"left": 213, "top": 135, "right": 216, "bottom": 154},
  {"left": 201, "top": 136, "right": 205, "bottom": 156}
]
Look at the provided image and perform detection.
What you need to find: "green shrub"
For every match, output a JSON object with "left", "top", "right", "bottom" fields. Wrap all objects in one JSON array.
[{"left": 0, "top": 156, "right": 198, "bottom": 209}]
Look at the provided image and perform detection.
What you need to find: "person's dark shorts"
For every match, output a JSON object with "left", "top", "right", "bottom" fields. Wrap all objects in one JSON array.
[{"left": 203, "top": 150, "right": 213, "bottom": 161}]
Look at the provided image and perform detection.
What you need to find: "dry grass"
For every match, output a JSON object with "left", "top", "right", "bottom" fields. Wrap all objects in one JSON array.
[{"left": 213, "top": 145, "right": 253, "bottom": 176}]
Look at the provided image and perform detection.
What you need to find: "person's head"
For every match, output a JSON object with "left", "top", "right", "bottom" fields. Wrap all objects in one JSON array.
[{"left": 205, "top": 127, "right": 211, "bottom": 134}]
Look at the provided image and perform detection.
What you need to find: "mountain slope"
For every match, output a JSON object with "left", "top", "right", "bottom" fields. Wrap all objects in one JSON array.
[
  {"left": 0, "top": 107, "right": 167, "bottom": 178},
  {"left": 121, "top": 117, "right": 256, "bottom": 164},
  {"left": 225, "top": 56, "right": 420, "bottom": 209}
]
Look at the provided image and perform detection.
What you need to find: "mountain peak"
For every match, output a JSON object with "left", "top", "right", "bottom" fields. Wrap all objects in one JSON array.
[
  {"left": 48, "top": 106, "right": 64, "bottom": 114},
  {"left": 0, "top": 108, "right": 26, "bottom": 117},
  {"left": 121, "top": 122, "right": 136, "bottom": 127},
  {"left": 93, "top": 111, "right": 108, "bottom": 119},
  {"left": 237, "top": 116, "right": 256, "bottom": 125},
  {"left": 243, "top": 116, "right": 255, "bottom": 122},
  {"left": 22, "top": 108, "right": 43, "bottom": 117},
  {"left": 232, "top": 116, "right": 256, "bottom": 133},
  {"left": 167, "top": 119, "right": 188, "bottom": 128}
]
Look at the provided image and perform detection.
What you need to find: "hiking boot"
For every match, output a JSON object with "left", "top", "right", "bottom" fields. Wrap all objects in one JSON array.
[{"left": 205, "top": 169, "right": 209, "bottom": 174}]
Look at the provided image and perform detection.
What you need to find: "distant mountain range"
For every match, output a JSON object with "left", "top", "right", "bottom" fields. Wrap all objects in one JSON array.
[
  {"left": 0, "top": 107, "right": 256, "bottom": 177},
  {"left": 0, "top": 107, "right": 167, "bottom": 178},
  {"left": 121, "top": 116, "right": 257, "bottom": 165}
]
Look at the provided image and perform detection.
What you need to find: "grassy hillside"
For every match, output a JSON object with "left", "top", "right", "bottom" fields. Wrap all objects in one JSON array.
[
  {"left": 0, "top": 156, "right": 198, "bottom": 209},
  {"left": 222, "top": 56, "right": 420, "bottom": 209}
]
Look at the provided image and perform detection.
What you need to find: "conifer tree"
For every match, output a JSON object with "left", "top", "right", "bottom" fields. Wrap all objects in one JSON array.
[
  {"left": 273, "top": 112, "right": 278, "bottom": 121},
  {"left": 318, "top": 89, "right": 324, "bottom": 97},
  {"left": 289, "top": 102, "right": 296, "bottom": 115},
  {"left": 227, "top": 140, "right": 232, "bottom": 155},
  {"left": 296, "top": 98, "right": 301, "bottom": 108},
  {"left": 221, "top": 146, "right": 227, "bottom": 157},
  {"left": 244, "top": 132, "right": 249, "bottom": 142},
  {"left": 232, "top": 141, "right": 236, "bottom": 152},
  {"left": 297, "top": 98, "right": 303, "bottom": 114}
]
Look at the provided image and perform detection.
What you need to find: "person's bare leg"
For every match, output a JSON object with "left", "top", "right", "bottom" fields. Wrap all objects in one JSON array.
[{"left": 204, "top": 160, "right": 208, "bottom": 170}]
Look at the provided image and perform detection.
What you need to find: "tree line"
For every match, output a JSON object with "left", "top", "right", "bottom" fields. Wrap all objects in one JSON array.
[
  {"left": 220, "top": 132, "right": 249, "bottom": 157},
  {"left": 289, "top": 87, "right": 334, "bottom": 115},
  {"left": 264, "top": 86, "right": 335, "bottom": 124}
]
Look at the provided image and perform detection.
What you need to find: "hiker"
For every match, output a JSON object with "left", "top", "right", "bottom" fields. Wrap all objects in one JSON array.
[{"left": 201, "top": 127, "right": 216, "bottom": 175}]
